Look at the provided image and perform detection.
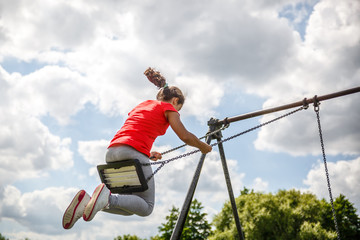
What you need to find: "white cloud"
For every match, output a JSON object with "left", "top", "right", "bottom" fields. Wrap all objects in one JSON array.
[
  {"left": 78, "top": 139, "right": 109, "bottom": 177},
  {"left": 0, "top": 186, "right": 74, "bottom": 235},
  {"left": 306, "top": 0, "right": 360, "bottom": 52},
  {"left": 1, "top": 0, "right": 304, "bottom": 118},
  {"left": 174, "top": 74, "right": 224, "bottom": 122},
  {"left": 251, "top": 177, "right": 269, "bottom": 192},
  {"left": 0, "top": 185, "right": 127, "bottom": 240},
  {"left": 0, "top": 185, "right": 25, "bottom": 219},
  {"left": 78, "top": 140, "right": 109, "bottom": 166},
  {"left": 254, "top": 92, "right": 360, "bottom": 156},
  {"left": 0, "top": 185, "right": 127, "bottom": 239},
  {"left": 15, "top": 65, "right": 95, "bottom": 124},
  {"left": 0, "top": 67, "right": 74, "bottom": 185},
  {"left": 0, "top": 0, "right": 98, "bottom": 60},
  {"left": 253, "top": 0, "right": 360, "bottom": 156},
  {"left": 303, "top": 157, "right": 360, "bottom": 212}
]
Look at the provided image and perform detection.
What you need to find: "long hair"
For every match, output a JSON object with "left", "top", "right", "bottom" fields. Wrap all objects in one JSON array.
[{"left": 144, "top": 67, "right": 185, "bottom": 105}]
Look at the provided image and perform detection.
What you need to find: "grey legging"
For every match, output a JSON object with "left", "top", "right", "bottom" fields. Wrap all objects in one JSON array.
[{"left": 102, "top": 145, "right": 155, "bottom": 216}]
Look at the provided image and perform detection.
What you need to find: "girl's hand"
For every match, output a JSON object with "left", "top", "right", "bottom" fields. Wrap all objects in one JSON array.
[
  {"left": 150, "top": 151, "right": 162, "bottom": 161},
  {"left": 200, "top": 144, "right": 212, "bottom": 154}
]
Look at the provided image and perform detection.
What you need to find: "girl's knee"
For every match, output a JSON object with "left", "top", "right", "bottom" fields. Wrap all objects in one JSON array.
[{"left": 138, "top": 205, "right": 154, "bottom": 217}]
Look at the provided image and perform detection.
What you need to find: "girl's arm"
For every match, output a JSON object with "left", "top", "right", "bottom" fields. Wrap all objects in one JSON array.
[{"left": 166, "top": 111, "right": 212, "bottom": 154}]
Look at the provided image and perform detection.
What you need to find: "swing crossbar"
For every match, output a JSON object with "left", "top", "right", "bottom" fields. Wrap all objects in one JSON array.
[
  {"left": 216, "top": 86, "right": 360, "bottom": 125},
  {"left": 97, "top": 159, "right": 148, "bottom": 194}
]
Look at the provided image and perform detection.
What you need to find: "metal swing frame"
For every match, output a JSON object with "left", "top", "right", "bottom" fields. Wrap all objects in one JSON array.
[{"left": 170, "top": 86, "right": 360, "bottom": 240}]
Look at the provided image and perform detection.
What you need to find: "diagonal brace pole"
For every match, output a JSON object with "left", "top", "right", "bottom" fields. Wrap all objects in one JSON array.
[
  {"left": 217, "top": 138, "right": 245, "bottom": 239},
  {"left": 170, "top": 135, "right": 212, "bottom": 240},
  {"left": 210, "top": 117, "right": 245, "bottom": 240}
]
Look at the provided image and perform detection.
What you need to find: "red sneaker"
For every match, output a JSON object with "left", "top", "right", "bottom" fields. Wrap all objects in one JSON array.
[
  {"left": 62, "top": 190, "right": 90, "bottom": 229},
  {"left": 83, "top": 184, "right": 110, "bottom": 222}
]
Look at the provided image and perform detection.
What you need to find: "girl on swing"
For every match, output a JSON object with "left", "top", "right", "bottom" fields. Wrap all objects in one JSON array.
[{"left": 62, "top": 67, "right": 212, "bottom": 229}]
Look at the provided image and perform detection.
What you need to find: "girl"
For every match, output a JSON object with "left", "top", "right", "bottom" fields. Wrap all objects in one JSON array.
[{"left": 62, "top": 68, "right": 212, "bottom": 229}]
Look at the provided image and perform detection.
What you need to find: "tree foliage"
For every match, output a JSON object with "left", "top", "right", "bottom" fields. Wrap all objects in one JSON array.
[
  {"left": 210, "top": 188, "right": 360, "bottom": 240},
  {"left": 152, "top": 198, "right": 212, "bottom": 240},
  {"left": 114, "top": 234, "right": 146, "bottom": 240},
  {"left": 151, "top": 206, "right": 180, "bottom": 240},
  {"left": 320, "top": 194, "right": 360, "bottom": 239},
  {"left": 0, "top": 234, "right": 9, "bottom": 240},
  {"left": 0, "top": 234, "right": 30, "bottom": 240}
]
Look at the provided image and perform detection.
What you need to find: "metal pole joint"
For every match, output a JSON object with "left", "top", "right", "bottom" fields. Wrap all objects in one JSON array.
[{"left": 208, "top": 117, "right": 223, "bottom": 140}]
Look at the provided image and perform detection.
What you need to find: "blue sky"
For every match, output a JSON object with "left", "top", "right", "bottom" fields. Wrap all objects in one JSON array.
[{"left": 0, "top": 0, "right": 359, "bottom": 239}]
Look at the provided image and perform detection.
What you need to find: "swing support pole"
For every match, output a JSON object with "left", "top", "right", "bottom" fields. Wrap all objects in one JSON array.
[
  {"left": 170, "top": 119, "right": 246, "bottom": 240},
  {"left": 216, "top": 86, "right": 360, "bottom": 126},
  {"left": 213, "top": 121, "right": 245, "bottom": 240},
  {"left": 170, "top": 135, "right": 212, "bottom": 240}
]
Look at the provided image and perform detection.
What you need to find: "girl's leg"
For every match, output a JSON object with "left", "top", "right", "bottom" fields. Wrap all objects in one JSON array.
[
  {"left": 103, "top": 145, "right": 155, "bottom": 217},
  {"left": 103, "top": 194, "right": 153, "bottom": 217}
]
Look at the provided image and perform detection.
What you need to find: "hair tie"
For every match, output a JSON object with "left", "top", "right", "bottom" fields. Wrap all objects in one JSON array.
[{"left": 162, "top": 83, "right": 168, "bottom": 89}]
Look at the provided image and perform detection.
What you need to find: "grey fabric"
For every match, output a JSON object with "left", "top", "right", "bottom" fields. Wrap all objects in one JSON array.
[{"left": 102, "top": 145, "right": 155, "bottom": 216}]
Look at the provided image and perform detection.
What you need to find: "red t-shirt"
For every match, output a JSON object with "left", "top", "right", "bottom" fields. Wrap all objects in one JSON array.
[{"left": 108, "top": 100, "right": 178, "bottom": 157}]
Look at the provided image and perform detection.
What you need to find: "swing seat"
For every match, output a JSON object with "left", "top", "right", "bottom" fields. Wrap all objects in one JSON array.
[{"left": 97, "top": 159, "right": 148, "bottom": 194}]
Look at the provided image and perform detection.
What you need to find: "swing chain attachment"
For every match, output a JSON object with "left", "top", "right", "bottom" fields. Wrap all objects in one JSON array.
[
  {"left": 314, "top": 99, "right": 341, "bottom": 240},
  {"left": 313, "top": 95, "right": 321, "bottom": 112},
  {"left": 302, "top": 98, "right": 309, "bottom": 110}
]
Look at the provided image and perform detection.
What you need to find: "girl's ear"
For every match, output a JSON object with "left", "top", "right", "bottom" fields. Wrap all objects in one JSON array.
[{"left": 171, "top": 97, "right": 179, "bottom": 105}]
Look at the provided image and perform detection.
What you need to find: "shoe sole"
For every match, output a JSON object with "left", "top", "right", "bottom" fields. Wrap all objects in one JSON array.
[
  {"left": 83, "top": 184, "right": 106, "bottom": 221},
  {"left": 62, "top": 190, "right": 88, "bottom": 229}
]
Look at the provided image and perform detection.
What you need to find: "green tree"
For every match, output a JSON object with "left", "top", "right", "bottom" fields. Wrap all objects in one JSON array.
[
  {"left": 299, "top": 221, "right": 337, "bottom": 240},
  {"left": 210, "top": 188, "right": 342, "bottom": 240},
  {"left": 153, "top": 199, "right": 212, "bottom": 240},
  {"left": 0, "top": 233, "right": 9, "bottom": 240},
  {"left": 320, "top": 194, "right": 360, "bottom": 239},
  {"left": 152, "top": 206, "right": 180, "bottom": 240},
  {"left": 114, "top": 234, "right": 146, "bottom": 240}
]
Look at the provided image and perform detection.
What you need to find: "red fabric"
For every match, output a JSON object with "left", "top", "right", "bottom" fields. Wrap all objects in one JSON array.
[{"left": 108, "top": 100, "right": 178, "bottom": 157}]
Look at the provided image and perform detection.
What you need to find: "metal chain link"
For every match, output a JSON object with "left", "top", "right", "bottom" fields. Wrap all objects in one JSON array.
[
  {"left": 144, "top": 106, "right": 305, "bottom": 181},
  {"left": 314, "top": 101, "right": 341, "bottom": 240},
  {"left": 145, "top": 148, "right": 202, "bottom": 181},
  {"left": 157, "top": 124, "right": 229, "bottom": 156},
  {"left": 214, "top": 106, "right": 305, "bottom": 147}
]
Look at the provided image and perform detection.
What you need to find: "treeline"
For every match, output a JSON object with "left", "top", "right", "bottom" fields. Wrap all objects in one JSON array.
[
  {"left": 210, "top": 188, "right": 359, "bottom": 239},
  {"left": 116, "top": 188, "right": 360, "bottom": 240},
  {"left": 1, "top": 189, "right": 359, "bottom": 240}
]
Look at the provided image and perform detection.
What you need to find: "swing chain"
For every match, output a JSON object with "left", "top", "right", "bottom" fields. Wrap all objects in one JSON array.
[
  {"left": 215, "top": 106, "right": 305, "bottom": 146},
  {"left": 145, "top": 148, "right": 201, "bottom": 181},
  {"left": 144, "top": 105, "right": 306, "bottom": 182},
  {"left": 158, "top": 124, "right": 229, "bottom": 156},
  {"left": 314, "top": 97, "right": 341, "bottom": 240}
]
